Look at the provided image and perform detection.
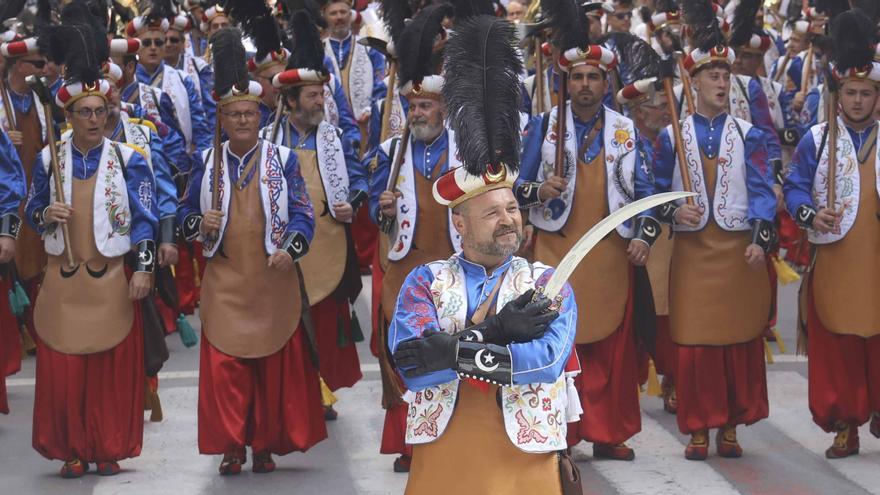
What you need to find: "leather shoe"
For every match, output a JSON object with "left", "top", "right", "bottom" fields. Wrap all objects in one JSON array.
[{"left": 685, "top": 430, "right": 709, "bottom": 461}]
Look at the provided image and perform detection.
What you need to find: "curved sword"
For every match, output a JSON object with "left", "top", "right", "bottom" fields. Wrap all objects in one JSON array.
[{"left": 540, "top": 191, "right": 696, "bottom": 300}]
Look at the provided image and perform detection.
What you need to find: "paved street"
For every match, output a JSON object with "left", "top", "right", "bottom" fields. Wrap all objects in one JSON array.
[{"left": 2, "top": 277, "right": 879, "bottom": 495}]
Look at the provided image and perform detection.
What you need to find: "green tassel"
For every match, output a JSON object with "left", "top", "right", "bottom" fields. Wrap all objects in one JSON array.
[
  {"left": 350, "top": 309, "right": 364, "bottom": 342},
  {"left": 8, "top": 287, "right": 22, "bottom": 316},
  {"left": 337, "top": 311, "right": 349, "bottom": 348},
  {"left": 13, "top": 282, "right": 29, "bottom": 309},
  {"left": 177, "top": 314, "right": 198, "bottom": 348}
]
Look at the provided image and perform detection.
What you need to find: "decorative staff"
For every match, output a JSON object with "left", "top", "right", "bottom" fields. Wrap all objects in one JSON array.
[{"left": 26, "top": 75, "right": 76, "bottom": 268}]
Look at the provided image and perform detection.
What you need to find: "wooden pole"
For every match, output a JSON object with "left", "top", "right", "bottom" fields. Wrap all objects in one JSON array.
[
  {"left": 826, "top": 90, "right": 839, "bottom": 208},
  {"left": 554, "top": 73, "right": 569, "bottom": 177},
  {"left": 380, "top": 61, "right": 398, "bottom": 143},
  {"left": 663, "top": 78, "right": 695, "bottom": 206},
  {"left": 269, "top": 94, "right": 285, "bottom": 145},
  {"left": 773, "top": 53, "right": 790, "bottom": 83},
  {"left": 534, "top": 36, "right": 546, "bottom": 115},
  {"left": 386, "top": 123, "right": 410, "bottom": 192},
  {"left": 799, "top": 45, "right": 813, "bottom": 101},
  {"left": 42, "top": 102, "right": 76, "bottom": 268},
  {"left": 211, "top": 111, "right": 221, "bottom": 211},
  {"left": 677, "top": 56, "right": 696, "bottom": 115}
]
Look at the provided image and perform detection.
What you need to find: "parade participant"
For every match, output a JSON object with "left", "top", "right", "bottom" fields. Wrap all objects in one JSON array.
[
  {"left": 390, "top": 16, "right": 577, "bottom": 494},
  {"left": 783, "top": 9, "right": 880, "bottom": 459},
  {"left": 652, "top": 0, "right": 776, "bottom": 460},
  {"left": 368, "top": 3, "right": 457, "bottom": 472},
  {"left": 320, "top": 0, "right": 386, "bottom": 274},
  {"left": 363, "top": 0, "right": 412, "bottom": 362},
  {"left": 320, "top": 0, "right": 387, "bottom": 153},
  {"left": 617, "top": 71, "right": 677, "bottom": 413},
  {"left": 179, "top": 27, "right": 325, "bottom": 475},
  {"left": 607, "top": 0, "right": 635, "bottom": 33},
  {"left": 165, "top": 9, "right": 215, "bottom": 123},
  {"left": 516, "top": 0, "right": 656, "bottom": 461},
  {"left": 0, "top": 127, "right": 26, "bottom": 415},
  {"left": 127, "top": 1, "right": 212, "bottom": 164},
  {"left": 25, "top": 20, "right": 157, "bottom": 478},
  {"left": 198, "top": 1, "right": 232, "bottom": 64},
  {"left": 646, "top": 0, "right": 684, "bottom": 58},
  {"left": 183, "top": 0, "right": 208, "bottom": 57},
  {"left": 771, "top": 17, "right": 809, "bottom": 125},
  {"left": 0, "top": 19, "right": 51, "bottom": 353},
  {"left": 263, "top": 8, "right": 368, "bottom": 418}
]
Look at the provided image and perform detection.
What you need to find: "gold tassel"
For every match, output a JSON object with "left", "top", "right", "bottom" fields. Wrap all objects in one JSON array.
[
  {"left": 771, "top": 327, "right": 787, "bottom": 354},
  {"left": 320, "top": 377, "right": 338, "bottom": 407},
  {"left": 20, "top": 325, "right": 36, "bottom": 354},
  {"left": 645, "top": 359, "right": 662, "bottom": 397},
  {"left": 149, "top": 388, "right": 163, "bottom": 422},
  {"left": 772, "top": 255, "right": 801, "bottom": 285},
  {"left": 764, "top": 338, "right": 775, "bottom": 364}
]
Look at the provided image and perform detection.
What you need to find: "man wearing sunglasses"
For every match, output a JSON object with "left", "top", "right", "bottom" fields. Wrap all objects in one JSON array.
[
  {"left": 0, "top": 33, "right": 53, "bottom": 360},
  {"left": 127, "top": 10, "right": 212, "bottom": 172},
  {"left": 164, "top": 12, "right": 215, "bottom": 125},
  {"left": 607, "top": 0, "right": 635, "bottom": 34}
]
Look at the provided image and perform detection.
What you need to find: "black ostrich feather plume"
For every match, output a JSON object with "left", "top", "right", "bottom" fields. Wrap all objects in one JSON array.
[
  {"left": 280, "top": 0, "right": 327, "bottom": 29},
  {"left": 442, "top": 15, "right": 522, "bottom": 175},
  {"left": 598, "top": 32, "right": 661, "bottom": 85},
  {"left": 397, "top": 3, "right": 452, "bottom": 89},
  {"left": 542, "top": 0, "right": 590, "bottom": 51},
  {"left": 286, "top": 9, "right": 326, "bottom": 74},
  {"left": 728, "top": 0, "right": 760, "bottom": 48},
  {"left": 831, "top": 9, "right": 876, "bottom": 75},
  {"left": 0, "top": 0, "right": 27, "bottom": 24},
  {"left": 450, "top": 0, "right": 494, "bottom": 20},
  {"left": 39, "top": 22, "right": 103, "bottom": 85},
  {"left": 851, "top": 0, "right": 880, "bottom": 27},
  {"left": 814, "top": 0, "right": 850, "bottom": 20},
  {"left": 211, "top": 27, "right": 249, "bottom": 96},
  {"left": 225, "top": 0, "right": 284, "bottom": 61},
  {"left": 379, "top": 0, "right": 413, "bottom": 47},
  {"left": 146, "top": 0, "right": 175, "bottom": 22},
  {"left": 682, "top": 0, "right": 724, "bottom": 52}
]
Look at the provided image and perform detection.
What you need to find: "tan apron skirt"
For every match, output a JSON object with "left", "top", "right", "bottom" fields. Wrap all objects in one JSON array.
[
  {"left": 200, "top": 167, "right": 301, "bottom": 358},
  {"left": 669, "top": 155, "right": 770, "bottom": 346},
  {"left": 294, "top": 149, "right": 347, "bottom": 306},
  {"left": 534, "top": 153, "right": 629, "bottom": 344},
  {"left": 34, "top": 173, "right": 133, "bottom": 354},
  {"left": 646, "top": 225, "right": 673, "bottom": 315},
  {"left": 14, "top": 107, "right": 47, "bottom": 280},
  {"left": 406, "top": 384, "right": 563, "bottom": 495},
  {"left": 811, "top": 153, "right": 880, "bottom": 337},
  {"left": 381, "top": 159, "right": 455, "bottom": 321}
]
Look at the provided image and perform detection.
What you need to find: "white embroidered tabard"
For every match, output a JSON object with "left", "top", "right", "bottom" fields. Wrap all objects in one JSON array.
[
  {"left": 729, "top": 75, "right": 752, "bottom": 122},
  {"left": 199, "top": 140, "right": 292, "bottom": 257},
  {"left": 759, "top": 76, "right": 785, "bottom": 131},
  {"left": 324, "top": 75, "right": 341, "bottom": 128},
  {"left": 529, "top": 104, "right": 637, "bottom": 237},
  {"left": 156, "top": 64, "right": 193, "bottom": 149},
  {"left": 807, "top": 118, "right": 880, "bottom": 244},
  {"left": 380, "top": 130, "right": 463, "bottom": 261},
  {"left": 324, "top": 36, "right": 373, "bottom": 119},
  {"left": 403, "top": 256, "right": 575, "bottom": 453},
  {"left": 40, "top": 138, "right": 135, "bottom": 257},
  {"left": 670, "top": 114, "right": 752, "bottom": 232}
]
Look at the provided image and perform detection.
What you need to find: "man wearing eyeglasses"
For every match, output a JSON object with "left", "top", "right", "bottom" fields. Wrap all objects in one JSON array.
[
  {"left": 0, "top": 34, "right": 53, "bottom": 361},
  {"left": 127, "top": 12, "right": 212, "bottom": 172},
  {"left": 180, "top": 28, "right": 323, "bottom": 476},
  {"left": 165, "top": 11, "right": 215, "bottom": 125},
  {"left": 25, "top": 21, "right": 157, "bottom": 476}
]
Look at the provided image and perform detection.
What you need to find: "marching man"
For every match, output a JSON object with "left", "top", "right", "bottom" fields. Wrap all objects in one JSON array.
[
  {"left": 25, "top": 20, "right": 157, "bottom": 478},
  {"left": 653, "top": 0, "right": 776, "bottom": 460},
  {"left": 391, "top": 15, "right": 577, "bottom": 494},
  {"left": 179, "top": 28, "right": 325, "bottom": 475},
  {"left": 783, "top": 10, "right": 880, "bottom": 459}
]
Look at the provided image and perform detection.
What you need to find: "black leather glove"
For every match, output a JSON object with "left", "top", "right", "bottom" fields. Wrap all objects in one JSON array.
[
  {"left": 459, "top": 289, "right": 559, "bottom": 345},
  {"left": 393, "top": 330, "right": 459, "bottom": 378}
]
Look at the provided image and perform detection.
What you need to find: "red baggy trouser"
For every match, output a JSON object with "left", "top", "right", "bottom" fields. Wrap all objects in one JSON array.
[
  {"left": 197, "top": 329, "right": 327, "bottom": 455},
  {"left": 807, "top": 291, "right": 880, "bottom": 432},
  {"left": 567, "top": 293, "right": 641, "bottom": 446},
  {"left": 351, "top": 207, "right": 377, "bottom": 272},
  {"left": 176, "top": 241, "right": 205, "bottom": 315},
  {"left": 312, "top": 297, "right": 362, "bottom": 391},
  {"left": 32, "top": 307, "right": 145, "bottom": 462},
  {"left": 653, "top": 316, "right": 676, "bottom": 379},
  {"left": 381, "top": 401, "right": 413, "bottom": 457},
  {"left": 675, "top": 337, "right": 769, "bottom": 434}
]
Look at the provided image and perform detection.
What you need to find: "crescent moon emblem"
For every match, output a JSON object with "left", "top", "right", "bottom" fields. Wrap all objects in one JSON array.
[
  {"left": 60, "top": 264, "right": 80, "bottom": 278},
  {"left": 474, "top": 349, "right": 500, "bottom": 373},
  {"left": 86, "top": 263, "right": 108, "bottom": 278}
]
